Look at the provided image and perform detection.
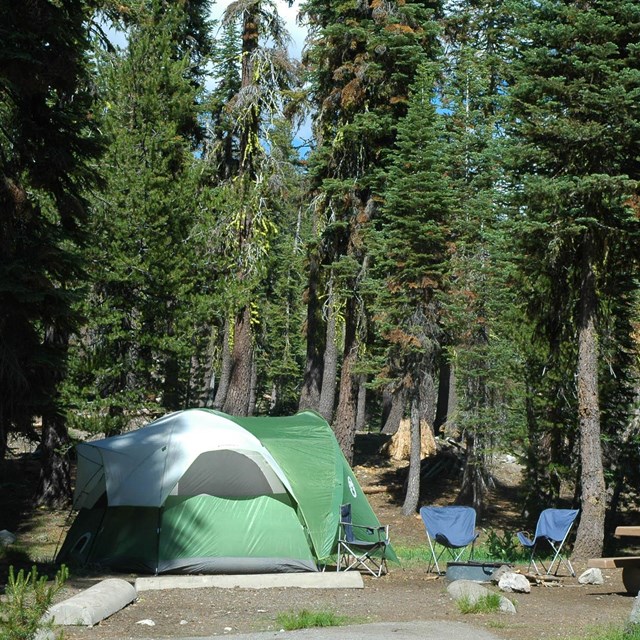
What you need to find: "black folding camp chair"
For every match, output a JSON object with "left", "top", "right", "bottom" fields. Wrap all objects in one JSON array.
[
  {"left": 419, "top": 505, "right": 479, "bottom": 574},
  {"left": 337, "top": 503, "right": 390, "bottom": 577},
  {"left": 517, "top": 508, "right": 579, "bottom": 577}
]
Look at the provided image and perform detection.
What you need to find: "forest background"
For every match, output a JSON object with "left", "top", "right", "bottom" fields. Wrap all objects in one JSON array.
[{"left": 1, "top": 0, "right": 640, "bottom": 560}]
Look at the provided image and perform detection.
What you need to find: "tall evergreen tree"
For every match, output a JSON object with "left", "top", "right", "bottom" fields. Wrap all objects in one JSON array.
[
  {"left": 0, "top": 0, "right": 102, "bottom": 504},
  {"left": 371, "top": 63, "right": 452, "bottom": 515},
  {"left": 201, "top": 0, "right": 302, "bottom": 416},
  {"left": 439, "top": 0, "right": 525, "bottom": 514},
  {"left": 509, "top": 0, "right": 640, "bottom": 557},
  {"left": 300, "top": 0, "right": 442, "bottom": 460},
  {"left": 66, "top": 0, "right": 210, "bottom": 433}
]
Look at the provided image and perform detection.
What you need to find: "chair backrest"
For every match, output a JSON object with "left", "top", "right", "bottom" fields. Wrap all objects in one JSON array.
[
  {"left": 534, "top": 508, "right": 579, "bottom": 543},
  {"left": 341, "top": 503, "right": 355, "bottom": 542},
  {"left": 420, "top": 506, "right": 477, "bottom": 547}
]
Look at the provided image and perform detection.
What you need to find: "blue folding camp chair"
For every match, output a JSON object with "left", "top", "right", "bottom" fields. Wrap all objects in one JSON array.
[
  {"left": 419, "top": 505, "right": 479, "bottom": 574},
  {"left": 517, "top": 508, "right": 579, "bottom": 577},
  {"left": 337, "top": 503, "right": 390, "bottom": 577}
]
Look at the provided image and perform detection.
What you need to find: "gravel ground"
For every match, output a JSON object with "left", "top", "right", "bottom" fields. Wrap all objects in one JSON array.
[{"left": 58, "top": 564, "right": 636, "bottom": 640}]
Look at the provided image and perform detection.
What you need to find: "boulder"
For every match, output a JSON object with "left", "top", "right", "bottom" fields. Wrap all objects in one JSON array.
[
  {"left": 578, "top": 568, "right": 604, "bottom": 586},
  {"left": 498, "top": 572, "right": 531, "bottom": 593},
  {"left": 0, "top": 529, "right": 17, "bottom": 547},
  {"left": 447, "top": 579, "right": 516, "bottom": 614},
  {"left": 491, "top": 564, "right": 515, "bottom": 584}
]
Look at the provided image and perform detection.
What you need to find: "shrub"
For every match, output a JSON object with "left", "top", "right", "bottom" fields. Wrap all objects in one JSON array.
[
  {"left": 0, "top": 564, "right": 68, "bottom": 640},
  {"left": 482, "top": 529, "right": 527, "bottom": 563}
]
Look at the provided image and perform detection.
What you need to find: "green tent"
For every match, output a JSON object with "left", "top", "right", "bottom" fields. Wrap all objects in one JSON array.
[{"left": 57, "top": 408, "right": 396, "bottom": 574}]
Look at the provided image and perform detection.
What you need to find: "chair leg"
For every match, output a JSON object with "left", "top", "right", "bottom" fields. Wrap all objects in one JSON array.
[
  {"left": 426, "top": 535, "right": 443, "bottom": 574},
  {"left": 337, "top": 543, "right": 388, "bottom": 578}
]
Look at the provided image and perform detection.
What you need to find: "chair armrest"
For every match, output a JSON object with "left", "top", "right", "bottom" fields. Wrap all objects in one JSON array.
[
  {"left": 344, "top": 522, "right": 389, "bottom": 541},
  {"left": 516, "top": 530, "right": 533, "bottom": 547}
]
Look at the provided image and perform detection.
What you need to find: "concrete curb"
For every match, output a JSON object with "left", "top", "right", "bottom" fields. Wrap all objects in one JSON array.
[
  {"left": 46, "top": 578, "right": 137, "bottom": 626},
  {"left": 135, "top": 572, "right": 364, "bottom": 591}
]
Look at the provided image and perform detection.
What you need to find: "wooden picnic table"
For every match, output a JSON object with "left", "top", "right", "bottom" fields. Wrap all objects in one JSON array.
[
  {"left": 588, "top": 526, "right": 640, "bottom": 592},
  {"left": 615, "top": 526, "right": 640, "bottom": 537}
]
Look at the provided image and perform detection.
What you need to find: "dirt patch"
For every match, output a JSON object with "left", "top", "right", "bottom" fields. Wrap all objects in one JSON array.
[
  {"left": 2, "top": 433, "right": 640, "bottom": 639},
  {"left": 57, "top": 565, "right": 634, "bottom": 640}
]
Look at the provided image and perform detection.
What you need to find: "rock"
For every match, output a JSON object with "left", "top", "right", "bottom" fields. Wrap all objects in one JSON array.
[
  {"left": 498, "top": 572, "right": 531, "bottom": 593},
  {"left": 0, "top": 529, "right": 17, "bottom": 547},
  {"left": 578, "top": 568, "right": 604, "bottom": 585},
  {"left": 629, "top": 591, "right": 640, "bottom": 626},
  {"left": 491, "top": 565, "right": 515, "bottom": 583},
  {"left": 447, "top": 579, "right": 516, "bottom": 614}
]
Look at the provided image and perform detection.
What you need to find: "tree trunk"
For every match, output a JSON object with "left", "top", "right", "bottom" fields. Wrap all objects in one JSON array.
[
  {"left": 36, "top": 325, "right": 71, "bottom": 507},
  {"left": 402, "top": 394, "right": 421, "bottom": 515},
  {"left": 298, "top": 252, "right": 325, "bottom": 412},
  {"left": 37, "top": 410, "right": 72, "bottom": 508},
  {"left": 222, "top": 307, "right": 253, "bottom": 416},
  {"left": 239, "top": 4, "right": 259, "bottom": 177},
  {"left": 381, "top": 386, "right": 406, "bottom": 435},
  {"left": 572, "top": 244, "right": 606, "bottom": 559},
  {"left": 355, "top": 374, "right": 367, "bottom": 432},
  {"left": 213, "top": 319, "right": 232, "bottom": 409},
  {"left": 333, "top": 297, "right": 359, "bottom": 463},
  {"left": 318, "top": 298, "right": 338, "bottom": 421},
  {"left": 456, "top": 430, "right": 489, "bottom": 517},
  {"left": 434, "top": 356, "right": 451, "bottom": 434},
  {"left": 248, "top": 352, "right": 258, "bottom": 416}
]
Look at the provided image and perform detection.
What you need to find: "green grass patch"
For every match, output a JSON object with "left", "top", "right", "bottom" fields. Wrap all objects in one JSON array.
[
  {"left": 394, "top": 545, "right": 434, "bottom": 567},
  {"left": 276, "top": 609, "right": 350, "bottom": 631},
  {"left": 457, "top": 592, "right": 505, "bottom": 614},
  {"left": 564, "top": 624, "right": 640, "bottom": 640}
]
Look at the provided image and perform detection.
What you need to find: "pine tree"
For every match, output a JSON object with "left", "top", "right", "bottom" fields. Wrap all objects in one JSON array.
[
  {"left": 200, "top": 0, "right": 302, "bottom": 416},
  {"left": 439, "top": 0, "right": 525, "bottom": 515},
  {"left": 509, "top": 0, "right": 640, "bottom": 557},
  {"left": 0, "top": 0, "right": 102, "bottom": 504},
  {"left": 300, "top": 0, "right": 442, "bottom": 460},
  {"left": 66, "top": 0, "right": 210, "bottom": 433},
  {"left": 371, "top": 63, "right": 453, "bottom": 514}
]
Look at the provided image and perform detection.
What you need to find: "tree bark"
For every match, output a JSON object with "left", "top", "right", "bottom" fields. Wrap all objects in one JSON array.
[
  {"left": 333, "top": 296, "right": 359, "bottom": 463},
  {"left": 572, "top": 243, "right": 606, "bottom": 559},
  {"left": 318, "top": 297, "right": 338, "bottom": 421},
  {"left": 434, "top": 356, "right": 451, "bottom": 434},
  {"left": 222, "top": 307, "right": 253, "bottom": 416},
  {"left": 456, "top": 430, "right": 489, "bottom": 517},
  {"left": 37, "top": 410, "right": 72, "bottom": 508},
  {"left": 402, "top": 394, "right": 421, "bottom": 515},
  {"left": 213, "top": 319, "right": 232, "bottom": 410},
  {"left": 298, "top": 252, "right": 325, "bottom": 412},
  {"left": 381, "top": 386, "right": 406, "bottom": 435},
  {"left": 36, "top": 325, "right": 71, "bottom": 507},
  {"left": 355, "top": 374, "right": 367, "bottom": 432}
]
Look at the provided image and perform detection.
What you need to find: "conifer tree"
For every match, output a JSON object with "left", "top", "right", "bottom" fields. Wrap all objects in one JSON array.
[
  {"left": 300, "top": 0, "right": 442, "bottom": 460},
  {"left": 201, "top": 0, "right": 302, "bottom": 416},
  {"left": 66, "top": 0, "right": 210, "bottom": 433},
  {"left": 509, "top": 0, "right": 640, "bottom": 557},
  {"left": 371, "top": 63, "right": 452, "bottom": 514},
  {"left": 439, "top": 0, "right": 525, "bottom": 514},
  {"left": 0, "top": 0, "right": 102, "bottom": 504}
]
